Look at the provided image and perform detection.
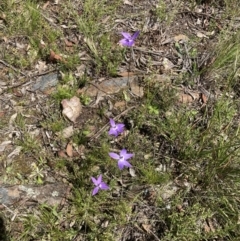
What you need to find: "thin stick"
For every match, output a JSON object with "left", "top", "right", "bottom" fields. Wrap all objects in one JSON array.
[
  {"left": 133, "top": 47, "right": 163, "bottom": 56},
  {"left": 0, "top": 59, "right": 26, "bottom": 76}
]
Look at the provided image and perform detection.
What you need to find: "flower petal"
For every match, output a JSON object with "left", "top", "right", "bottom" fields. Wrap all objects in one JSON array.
[
  {"left": 132, "top": 31, "right": 140, "bottom": 40},
  {"left": 121, "top": 32, "right": 131, "bottom": 39},
  {"left": 118, "top": 161, "right": 124, "bottom": 170},
  {"left": 122, "top": 160, "right": 132, "bottom": 168},
  {"left": 100, "top": 182, "right": 109, "bottom": 190},
  {"left": 97, "top": 174, "right": 102, "bottom": 184},
  {"left": 109, "top": 152, "right": 120, "bottom": 160},
  {"left": 92, "top": 186, "right": 99, "bottom": 196},
  {"left": 123, "top": 153, "right": 134, "bottom": 160},
  {"left": 120, "top": 149, "right": 127, "bottom": 156},
  {"left": 120, "top": 149, "right": 134, "bottom": 160},
  {"left": 108, "top": 128, "right": 118, "bottom": 136},
  {"left": 109, "top": 118, "right": 115, "bottom": 127},
  {"left": 91, "top": 177, "right": 98, "bottom": 185},
  {"left": 116, "top": 123, "right": 125, "bottom": 133},
  {"left": 117, "top": 123, "right": 125, "bottom": 128},
  {"left": 119, "top": 39, "right": 130, "bottom": 47},
  {"left": 128, "top": 43, "right": 134, "bottom": 47}
]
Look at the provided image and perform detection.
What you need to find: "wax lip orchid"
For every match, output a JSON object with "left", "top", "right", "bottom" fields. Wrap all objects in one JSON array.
[
  {"left": 109, "top": 149, "right": 134, "bottom": 170},
  {"left": 89, "top": 31, "right": 139, "bottom": 198},
  {"left": 91, "top": 175, "right": 109, "bottom": 196},
  {"left": 119, "top": 31, "right": 140, "bottom": 47},
  {"left": 108, "top": 118, "right": 125, "bottom": 137}
]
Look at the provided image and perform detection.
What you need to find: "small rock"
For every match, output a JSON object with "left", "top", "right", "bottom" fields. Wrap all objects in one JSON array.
[
  {"left": 0, "top": 183, "right": 70, "bottom": 206},
  {"left": 78, "top": 76, "right": 144, "bottom": 98},
  {"left": 61, "top": 96, "right": 82, "bottom": 123},
  {"left": 31, "top": 72, "right": 59, "bottom": 91}
]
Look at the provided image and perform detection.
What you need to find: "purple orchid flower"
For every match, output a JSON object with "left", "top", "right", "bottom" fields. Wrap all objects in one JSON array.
[
  {"left": 108, "top": 118, "right": 125, "bottom": 137},
  {"left": 109, "top": 149, "right": 134, "bottom": 170},
  {"left": 91, "top": 174, "right": 109, "bottom": 196},
  {"left": 119, "top": 31, "right": 140, "bottom": 47}
]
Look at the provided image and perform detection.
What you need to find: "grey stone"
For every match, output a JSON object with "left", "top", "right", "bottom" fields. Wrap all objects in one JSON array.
[
  {"left": 31, "top": 72, "right": 59, "bottom": 91},
  {"left": 0, "top": 183, "right": 70, "bottom": 206}
]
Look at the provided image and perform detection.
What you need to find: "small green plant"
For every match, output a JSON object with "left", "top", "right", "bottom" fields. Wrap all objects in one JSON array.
[
  {"left": 52, "top": 85, "right": 75, "bottom": 102},
  {"left": 147, "top": 104, "right": 159, "bottom": 115},
  {"left": 156, "top": 0, "right": 167, "bottom": 21},
  {"left": 80, "top": 94, "right": 91, "bottom": 105},
  {"left": 29, "top": 162, "right": 45, "bottom": 184},
  {"left": 16, "top": 133, "right": 41, "bottom": 154}
]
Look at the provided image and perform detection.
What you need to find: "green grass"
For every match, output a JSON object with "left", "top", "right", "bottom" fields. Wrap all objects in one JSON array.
[{"left": 1, "top": 0, "right": 240, "bottom": 240}]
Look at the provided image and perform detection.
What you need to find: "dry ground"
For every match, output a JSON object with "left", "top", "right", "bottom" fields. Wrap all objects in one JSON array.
[{"left": 0, "top": 0, "right": 240, "bottom": 240}]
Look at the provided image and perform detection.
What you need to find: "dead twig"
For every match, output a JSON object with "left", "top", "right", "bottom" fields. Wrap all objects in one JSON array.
[
  {"left": 133, "top": 47, "right": 164, "bottom": 56},
  {"left": 0, "top": 69, "right": 58, "bottom": 93},
  {"left": 177, "top": 10, "right": 220, "bottom": 20},
  {"left": 0, "top": 59, "right": 26, "bottom": 76}
]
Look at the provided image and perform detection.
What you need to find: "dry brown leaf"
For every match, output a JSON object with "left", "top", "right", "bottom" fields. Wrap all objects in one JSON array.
[
  {"left": 58, "top": 150, "right": 67, "bottom": 158},
  {"left": 142, "top": 224, "right": 152, "bottom": 233},
  {"left": 179, "top": 94, "right": 193, "bottom": 103},
  {"left": 65, "top": 39, "right": 75, "bottom": 52},
  {"left": 49, "top": 49, "right": 65, "bottom": 63},
  {"left": 173, "top": 34, "right": 189, "bottom": 42},
  {"left": 178, "top": 91, "right": 199, "bottom": 103},
  {"left": 201, "top": 93, "right": 208, "bottom": 103},
  {"left": 66, "top": 142, "right": 73, "bottom": 157},
  {"left": 64, "top": 39, "right": 74, "bottom": 47},
  {"left": 61, "top": 96, "right": 82, "bottom": 122}
]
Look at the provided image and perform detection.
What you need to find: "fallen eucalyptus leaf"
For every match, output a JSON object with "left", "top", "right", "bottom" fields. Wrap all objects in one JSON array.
[{"left": 66, "top": 142, "right": 73, "bottom": 157}]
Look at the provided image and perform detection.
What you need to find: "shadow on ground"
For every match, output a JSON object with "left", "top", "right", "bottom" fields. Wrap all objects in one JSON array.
[{"left": 0, "top": 216, "right": 8, "bottom": 241}]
